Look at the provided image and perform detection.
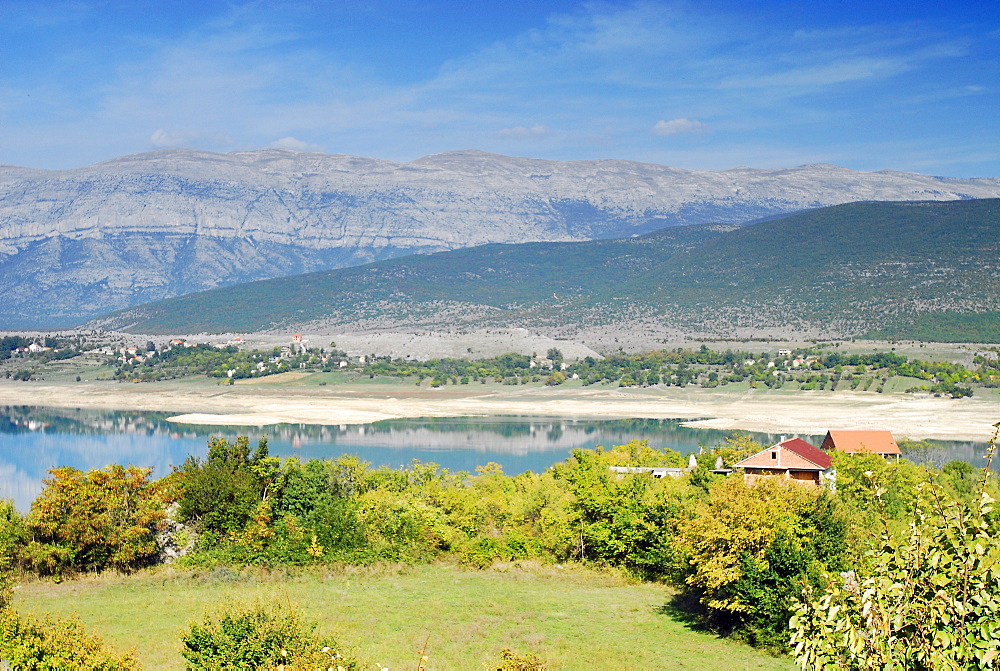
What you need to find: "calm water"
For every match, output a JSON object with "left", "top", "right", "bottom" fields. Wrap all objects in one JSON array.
[{"left": 0, "top": 405, "right": 989, "bottom": 511}]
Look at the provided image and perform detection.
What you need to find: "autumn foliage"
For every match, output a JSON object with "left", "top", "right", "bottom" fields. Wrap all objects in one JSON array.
[{"left": 24, "top": 465, "right": 165, "bottom": 574}]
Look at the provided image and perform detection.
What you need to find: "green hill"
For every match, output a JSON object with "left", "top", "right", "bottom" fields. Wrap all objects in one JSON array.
[{"left": 89, "top": 199, "right": 1000, "bottom": 341}]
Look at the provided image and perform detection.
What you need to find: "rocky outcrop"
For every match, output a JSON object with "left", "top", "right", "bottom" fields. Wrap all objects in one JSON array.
[{"left": 3, "top": 148, "right": 999, "bottom": 327}]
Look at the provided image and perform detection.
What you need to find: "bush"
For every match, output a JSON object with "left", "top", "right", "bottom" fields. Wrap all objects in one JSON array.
[
  {"left": 0, "top": 609, "right": 139, "bottom": 670},
  {"left": 0, "top": 499, "right": 27, "bottom": 578},
  {"left": 790, "top": 425, "right": 1000, "bottom": 669},
  {"left": 492, "top": 648, "right": 547, "bottom": 670},
  {"left": 180, "top": 600, "right": 359, "bottom": 669},
  {"left": 26, "top": 465, "right": 165, "bottom": 574}
]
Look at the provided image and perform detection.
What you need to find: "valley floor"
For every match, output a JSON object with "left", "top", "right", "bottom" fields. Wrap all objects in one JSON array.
[{"left": 0, "top": 375, "right": 996, "bottom": 442}]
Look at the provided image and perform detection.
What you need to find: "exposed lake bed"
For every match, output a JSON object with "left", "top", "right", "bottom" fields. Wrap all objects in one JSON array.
[{"left": 0, "top": 372, "right": 995, "bottom": 440}]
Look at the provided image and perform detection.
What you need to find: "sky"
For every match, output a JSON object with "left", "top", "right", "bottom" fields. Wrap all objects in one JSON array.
[{"left": 1, "top": 0, "right": 998, "bottom": 176}]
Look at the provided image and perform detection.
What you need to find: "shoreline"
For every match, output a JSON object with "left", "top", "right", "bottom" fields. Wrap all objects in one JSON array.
[{"left": 0, "top": 379, "right": 996, "bottom": 442}]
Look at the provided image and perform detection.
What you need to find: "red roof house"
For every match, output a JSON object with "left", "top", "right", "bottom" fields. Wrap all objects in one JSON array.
[
  {"left": 820, "top": 430, "right": 900, "bottom": 458},
  {"left": 732, "top": 437, "right": 834, "bottom": 487}
]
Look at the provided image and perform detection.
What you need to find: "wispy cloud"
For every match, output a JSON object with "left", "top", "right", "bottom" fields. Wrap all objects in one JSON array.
[
  {"left": 268, "top": 136, "right": 324, "bottom": 152},
  {"left": 150, "top": 128, "right": 196, "bottom": 148},
  {"left": 719, "top": 58, "right": 910, "bottom": 91},
  {"left": 497, "top": 124, "right": 551, "bottom": 138},
  {"left": 651, "top": 118, "right": 708, "bottom": 136}
]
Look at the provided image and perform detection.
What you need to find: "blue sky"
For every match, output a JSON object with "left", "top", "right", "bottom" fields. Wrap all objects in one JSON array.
[{"left": 2, "top": 0, "right": 997, "bottom": 176}]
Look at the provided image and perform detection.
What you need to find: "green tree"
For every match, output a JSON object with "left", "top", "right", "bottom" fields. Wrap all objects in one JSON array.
[
  {"left": 550, "top": 442, "right": 690, "bottom": 578},
  {"left": 177, "top": 436, "right": 275, "bottom": 535},
  {"left": 674, "top": 477, "right": 847, "bottom": 649},
  {"left": 791, "top": 424, "right": 1000, "bottom": 669}
]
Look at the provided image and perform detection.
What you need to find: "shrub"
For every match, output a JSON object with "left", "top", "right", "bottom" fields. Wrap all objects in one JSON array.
[
  {"left": 180, "top": 600, "right": 359, "bottom": 669},
  {"left": 790, "top": 424, "right": 1000, "bottom": 669},
  {"left": 0, "top": 499, "right": 27, "bottom": 578},
  {"left": 26, "top": 465, "right": 165, "bottom": 574},
  {"left": 492, "top": 648, "right": 547, "bottom": 670},
  {"left": 0, "top": 609, "right": 139, "bottom": 670}
]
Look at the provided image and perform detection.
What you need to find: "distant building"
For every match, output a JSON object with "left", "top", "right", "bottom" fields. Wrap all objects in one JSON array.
[
  {"left": 821, "top": 430, "right": 900, "bottom": 459},
  {"left": 608, "top": 454, "right": 700, "bottom": 479},
  {"left": 732, "top": 437, "right": 834, "bottom": 488},
  {"left": 609, "top": 466, "right": 688, "bottom": 479}
]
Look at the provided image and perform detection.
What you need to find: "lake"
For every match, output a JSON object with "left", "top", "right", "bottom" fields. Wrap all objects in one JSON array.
[{"left": 0, "top": 405, "right": 990, "bottom": 511}]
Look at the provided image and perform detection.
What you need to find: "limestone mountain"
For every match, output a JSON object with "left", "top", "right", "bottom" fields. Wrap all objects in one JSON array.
[{"left": 3, "top": 148, "right": 1000, "bottom": 327}]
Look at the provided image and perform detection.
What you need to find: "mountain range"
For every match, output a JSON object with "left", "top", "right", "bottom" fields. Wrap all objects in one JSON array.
[
  {"left": 90, "top": 199, "right": 1000, "bottom": 343},
  {"left": 4, "top": 148, "right": 1000, "bottom": 328}
]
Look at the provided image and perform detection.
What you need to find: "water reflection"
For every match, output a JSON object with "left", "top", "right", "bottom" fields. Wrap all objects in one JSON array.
[{"left": 0, "top": 405, "right": 990, "bottom": 512}]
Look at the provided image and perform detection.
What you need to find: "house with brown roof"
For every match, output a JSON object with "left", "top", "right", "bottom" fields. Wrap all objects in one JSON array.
[
  {"left": 732, "top": 437, "right": 834, "bottom": 488},
  {"left": 821, "top": 430, "right": 900, "bottom": 459}
]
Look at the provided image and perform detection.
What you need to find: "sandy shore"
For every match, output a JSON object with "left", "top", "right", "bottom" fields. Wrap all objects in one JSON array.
[{"left": 1, "top": 378, "right": 997, "bottom": 442}]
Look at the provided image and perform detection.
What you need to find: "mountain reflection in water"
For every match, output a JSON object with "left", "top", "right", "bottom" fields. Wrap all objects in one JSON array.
[{"left": 0, "top": 405, "right": 989, "bottom": 512}]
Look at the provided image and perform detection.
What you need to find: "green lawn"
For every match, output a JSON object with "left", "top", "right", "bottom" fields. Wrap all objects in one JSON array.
[{"left": 13, "top": 562, "right": 794, "bottom": 670}]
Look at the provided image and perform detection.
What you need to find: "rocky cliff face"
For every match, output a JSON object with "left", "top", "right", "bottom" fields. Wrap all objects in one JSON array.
[{"left": 3, "top": 148, "right": 999, "bottom": 327}]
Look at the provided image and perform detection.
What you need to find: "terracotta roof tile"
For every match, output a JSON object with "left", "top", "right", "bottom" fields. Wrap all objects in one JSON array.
[
  {"left": 777, "top": 437, "right": 832, "bottom": 469},
  {"left": 732, "top": 437, "right": 832, "bottom": 470},
  {"left": 822, "top": 430, "right": 900, "bottom": 455}
]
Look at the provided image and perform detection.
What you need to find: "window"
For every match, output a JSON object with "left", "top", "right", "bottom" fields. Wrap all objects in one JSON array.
[{"left": 771, "top": 451, "right": 777, "bottom": 460}]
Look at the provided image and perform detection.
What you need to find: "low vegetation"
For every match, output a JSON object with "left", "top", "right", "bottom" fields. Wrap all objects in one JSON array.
[
  {"left": 11, "top": 563, "right": 794, "bottom": 670},
  {"left": 2, "top": 424, "right": 998, "bottom": 668}
]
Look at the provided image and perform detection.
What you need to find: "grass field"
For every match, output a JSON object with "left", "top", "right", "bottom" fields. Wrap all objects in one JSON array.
[{"left": 12, "top": 562, "right": 794, "bottom": 670}]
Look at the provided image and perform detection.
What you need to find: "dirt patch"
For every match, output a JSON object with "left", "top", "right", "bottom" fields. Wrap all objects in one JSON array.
[{"left": 234, "top": 371, "right": 313, "bottom": 385}]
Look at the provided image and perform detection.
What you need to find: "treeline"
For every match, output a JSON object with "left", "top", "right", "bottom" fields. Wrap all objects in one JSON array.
[
  {"left": 111, "top": 343, "right": 348, "bottom": 383},
  {"left": 2, "top": 432, "right": 997, "bottom": 658},
  {"left": 100, "top": 341, "right": 1000, "bottom": 398},
  {"left": 1, "top": 334, "right": 89, "bottom": 360}
]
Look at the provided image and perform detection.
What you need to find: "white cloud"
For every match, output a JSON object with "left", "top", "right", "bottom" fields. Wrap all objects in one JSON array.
[
  {"left": 497, "top": 124, "right": 551, "bottom": 138},
  {"left": 719, "top": 58, "right": 909, "bottom": 91},
  {"left": 268, "top": 136, "right": 324, "bottom": 152},
  {"left": 149, "top": 128, "right": 234, "bottom": 151},
  {"left": 149, "top": 128, "right": 193, "bottom": 148},
  {"left": 651, "top": 118, "right": 708, "bottom": 136}
]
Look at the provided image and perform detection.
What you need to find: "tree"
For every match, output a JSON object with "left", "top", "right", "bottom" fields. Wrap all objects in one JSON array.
[
  {"left": 176, "top": 436, "right": 276, "bottom": 535},
  {"left": 545, "top": 371, "right": 566, "bottom": 386},
  {"left": 25, "top": 466, "right": 165, "bottom": 574},
  {"left": 674, "top": 477, "right": 847, "bottom": 649},
  {"left": 790, "top": 423, "right": 1000, "bottom": 669}
]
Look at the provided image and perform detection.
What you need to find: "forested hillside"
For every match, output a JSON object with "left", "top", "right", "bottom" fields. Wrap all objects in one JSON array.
[{"left": 91, "top": 199, "right": 1000, "bottom": 341}]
